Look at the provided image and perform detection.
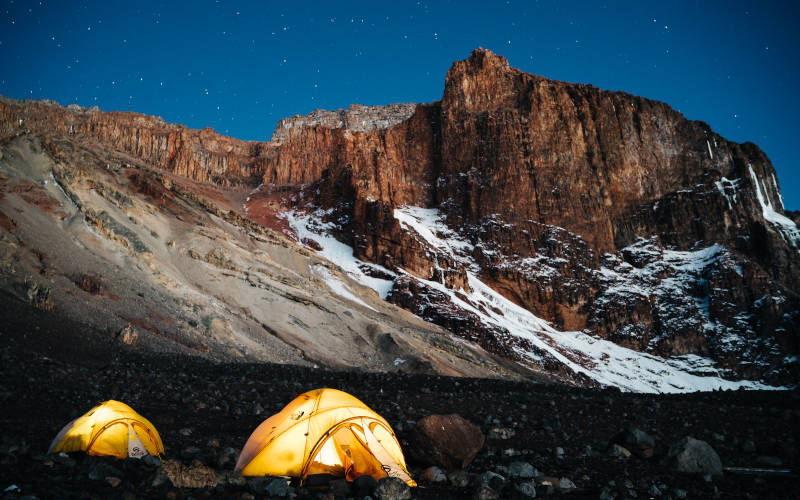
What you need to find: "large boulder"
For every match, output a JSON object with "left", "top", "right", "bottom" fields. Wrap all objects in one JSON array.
[
  {"left": 666, "top": 437, "right": 723, "bottom": 477},
  {"left": 410, "top": 414, "right": 485, "bottom": 469}
]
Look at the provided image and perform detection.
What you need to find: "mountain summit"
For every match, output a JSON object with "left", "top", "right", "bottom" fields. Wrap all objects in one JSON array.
[{"left": 1, "top": 49, "right": 797, "bottom": 391}]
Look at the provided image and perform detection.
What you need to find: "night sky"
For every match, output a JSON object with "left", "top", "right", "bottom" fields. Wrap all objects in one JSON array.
[{"left": 2, "top": 1, "right": 797, "bottom": 209}]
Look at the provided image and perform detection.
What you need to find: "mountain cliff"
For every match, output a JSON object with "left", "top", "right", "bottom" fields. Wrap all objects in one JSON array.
[{"left": 1, "top": 48, "right": 797, "bottom": 390}]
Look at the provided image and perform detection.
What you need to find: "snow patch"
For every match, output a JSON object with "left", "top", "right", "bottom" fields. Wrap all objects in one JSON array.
[
  {"left": 706, "top": 140, "right": 713, "bottom": 159},
  {"left": 714, "top": 177, "right": 739, "bottom": 210},
  {"left": 748, "top": 165, "right": 800, "bottom": 248},
  {"left": 314, "top": 266, "right": 376, "bottom": 311},
  {"left": 283, "top": 209, "right": 395, "bottom": 298}
]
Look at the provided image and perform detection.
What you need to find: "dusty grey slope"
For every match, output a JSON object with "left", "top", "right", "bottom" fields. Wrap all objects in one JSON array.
[{"left": 0, "top": 132, "right": 529, "bottom": 380}]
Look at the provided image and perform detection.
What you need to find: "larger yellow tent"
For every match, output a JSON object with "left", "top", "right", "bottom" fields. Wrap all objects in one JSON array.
[
  {"left": 48, "top": 400, "right": 164, "bottom": 459},
  {"left": 235, "top": 388, "right": 416, "bottom": 486}
]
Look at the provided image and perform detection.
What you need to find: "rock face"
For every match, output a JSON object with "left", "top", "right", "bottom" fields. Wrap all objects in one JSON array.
[{"left": 1, "top": 47, "right": 798, "bottom": 387}]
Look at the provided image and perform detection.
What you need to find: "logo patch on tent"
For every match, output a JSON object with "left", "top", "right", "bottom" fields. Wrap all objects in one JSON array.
[{"left": 127, "top": 427, "right": 147, "bottom": 459}]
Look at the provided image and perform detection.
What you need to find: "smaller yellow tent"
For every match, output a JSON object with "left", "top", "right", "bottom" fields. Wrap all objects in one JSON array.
[
  {"left": 235, "top": 388, "right": 416, "bottom": 486},
  {"left": 48, "top": 400, "right": 164, "bottom": 459}
]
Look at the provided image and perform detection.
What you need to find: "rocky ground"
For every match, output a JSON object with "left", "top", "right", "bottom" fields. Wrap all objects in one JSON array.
[{"left": 1, "top": 294, "right": 798, "bottom": 500}]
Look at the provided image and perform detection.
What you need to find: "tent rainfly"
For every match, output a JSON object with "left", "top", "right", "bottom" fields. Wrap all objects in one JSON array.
[
  {"left": 235, "top": 388, "right": 416, "bottom": 486},
  {"left": 48, "top": 400, "right": 164, "bottom": 459}
]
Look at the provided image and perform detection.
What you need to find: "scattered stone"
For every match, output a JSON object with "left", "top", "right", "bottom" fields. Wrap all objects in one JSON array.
[
  {"left": 105, "top": 476, "right": 122, "bottom": 487},
  {"left": 607, "top": 444, "right": 632, "bottom": 459},
  {"left": 448, "top": 469, "right": 470, "bottom": 488},
  {"left": 53, "top": 452, "right": 76, "bottom": 468},
  {"left": 473, "top": 485, "right": 500, "bottom": 500},
  {"left": 88, "top": 461, "right": 122, "bottom": 481},
  {"left": 514, "top": 481, "right": 537, "bottom": 499},
  {"left": 374, "top": 476, "right": 411, "bottom": 500},
  {"left": 507, "top": 461, "right": 538, "bottom": 479},
  {"left": 423, "top": 466, "right": 447, "bottom": 483},
  {"left": 558, "top": 477, "right": 577, "bottom": 490},
  {"left": 673, "top": 488, "right": 688, "bottom": 498},
  {"left": 353, "top": 475, "right": 378, "bottom": 497},
  {"left": 141, "top": 454, "right": 162, "bottom": 468},
  {"left": 247, "top": 476, "right": 293, "bottom": 497},
  {"left": 488, "top": 427, "right": 515, "bottom": 440},
  {"left": 666, "top": 437, "right": 723, "bottom": 477},
  {"left": 555, "top": 446, "right": 565, "bottom": 458},
  {"left": 160, "top": 459, "right": 217, "bottom": 488},
  {"left": 648, "top": 484, "right": 661, "bottom": 496},
  {"left": 410, "top": 414, "right": 485, "bottom": 469},
  {"left": 599, "top": 487, "right": 615, "bottom": 500},
  {"left": 216, "top": 470, "right": 247, "bottom": 487},
  {"left": 479, "top": 471, "right": 505, "bottom": 491},
  {"left": 329, "top": 478, "right": 352, "bottom": 497},
  {"left": 612, "top": 427, "right": 656, "bottom": 458}
]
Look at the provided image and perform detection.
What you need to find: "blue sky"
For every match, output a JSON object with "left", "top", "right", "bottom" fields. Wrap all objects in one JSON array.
[{"left": 2, "top": 1, "right": 797, "bottom": 209}]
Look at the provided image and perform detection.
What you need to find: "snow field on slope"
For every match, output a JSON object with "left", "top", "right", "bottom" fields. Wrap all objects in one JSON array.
[
  {"left": 393, "top": 206, "right": 783, "bottom": 393},
  {"left": 283, "top": 209, "right": 395, "bottom": 299}
]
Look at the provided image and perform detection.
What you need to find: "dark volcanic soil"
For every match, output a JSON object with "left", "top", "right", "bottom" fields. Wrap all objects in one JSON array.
[{"left": 0, "top": 293, "right": 798, "bottom": 499}]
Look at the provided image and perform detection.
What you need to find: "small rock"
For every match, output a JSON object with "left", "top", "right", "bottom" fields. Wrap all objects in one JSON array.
[
  {"left": 612, "top": 427, "right": 656, "bottom": 458},
  {"left": 247, "top": 476, "right": 293, "bottom": 497},
  {"left": 374, "top": 476, "right": 411, "bottom": 500},
  {"left": 329, "top": 478, "right": 352, "bottom": 497},
  {"left": 479, "top": 470, "right": 505, "bottom": 492},
  {"left": 423, "top": 466, "right": 447, "bottom": 483},
  {"left": 558, "top": 477, "right": 576, "bottom": 490},
  {"left": 117, "top": 324, "right": 139, "bottom": 346},
  {"left": 473, "top": 485, "right": 499, "bottom": 500},
  {"left": 514, "top": 481, "right": 537, "bottom": 499},
  {"left": 607, "top": 444, "right": 631, "bottom": 459},
  {"left": 599, "top": 487, "right": 615, "bottom": 500},
  {"left": 507, "top": 461, "right": 538, "bottom": 479},
  {"left": 666, "top": 437, "right": 723, "bottom": 477},
  {"left": 53, "top": 452, "right": 76, "bottom": 468},
  {"left": 488, "top": 427, "right": 515, "bottom": 440},
  {"left": 448, "top": 469, "right": 470, "bottom": 488},
  {"left": 353, "top": 475, "right": 378, "bottom": 497},
  {"left": 216, "top": 470, "right": 247, "bottom": 487},
  {"left": 673, "top": 488, "right": 688, "bottom": 498},
  {"left": 106, "top": 476, "right": 122, "bottom": 487},
  {"left": 648, "top": 484, "right": 661, "bottom": 496},
  {"left": 742, "top": 439, "right": 756, "bottom": 453},
  {"left": 555, "top": 446, "right": 565, "bottom": 458},
  {"left": 535, "top": 477, "right": 555, "bottom": 496},
  {"left": 141, "top": 454, "right": 162, "bottom": 468},
  {"left": 88, "top": 461, "right": 123, "bottom": 481}
]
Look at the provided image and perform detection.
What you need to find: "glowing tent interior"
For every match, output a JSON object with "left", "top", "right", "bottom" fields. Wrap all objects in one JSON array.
[{"left": 235, "top": 388, "right": 416, "bottom": 486}]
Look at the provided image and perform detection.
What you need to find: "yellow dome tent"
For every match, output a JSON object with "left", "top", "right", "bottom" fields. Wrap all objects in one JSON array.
[
  {"left": 48, "top": 400, "right": 164, "bottom": 459},
  {"left": 235, "top": 388, "right": 416, "bottom": 487}
]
